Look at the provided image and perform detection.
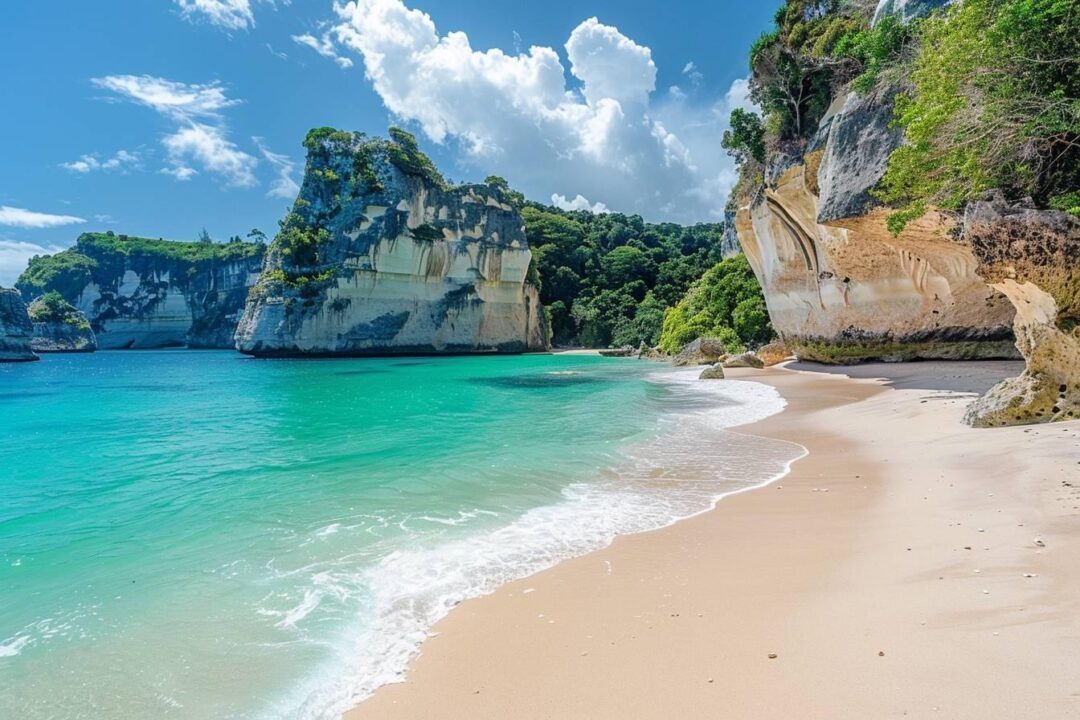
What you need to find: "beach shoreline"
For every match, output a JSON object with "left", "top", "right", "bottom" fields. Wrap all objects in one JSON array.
[{"left": 345, "top": 360, "right": 1080, "bottom": 720}]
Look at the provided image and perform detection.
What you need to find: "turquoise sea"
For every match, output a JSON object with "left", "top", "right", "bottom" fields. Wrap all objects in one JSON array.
[{"left": 0, "top": 351, "right": 802, "bottom": 719}]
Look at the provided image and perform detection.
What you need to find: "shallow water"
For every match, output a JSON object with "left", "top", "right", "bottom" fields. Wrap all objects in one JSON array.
[{"left": 0, "top": 351, "right": 802, "bottom": 719}]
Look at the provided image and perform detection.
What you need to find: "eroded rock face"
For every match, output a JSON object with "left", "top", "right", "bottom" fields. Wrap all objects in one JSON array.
[
  {"left": 873, "top": 0, "right": 952, "bottom": 26},
  {"left": 0, "top": 288, "right": 38, "bottom": 362},
  {"left": 962, "top": 195, "right": 1080, "bottom": 426},
  {"left": 236, "top": 132, "right": 548, "bottom": 356},
  {"left": 735, "top": 89, "right": 1017, "bottom": 364}
]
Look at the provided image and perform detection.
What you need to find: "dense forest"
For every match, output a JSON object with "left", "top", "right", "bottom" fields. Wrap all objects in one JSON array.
[
  {"left": 519, "top": 201, "right": 734, "bottom": 348},
  {"left": 723, "top": 0, "right": 1079, "bottom": 230}
]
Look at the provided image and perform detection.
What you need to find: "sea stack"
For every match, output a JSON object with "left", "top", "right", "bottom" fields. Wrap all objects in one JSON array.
[
  {"left": 235, "top": 128, "right": 548, "bottom": 357},
  {"left": 28, "top": 291, "right": 98, "bottom": 353},
  {"left": 0, "top": 287, "right": 39, "bottom": 362}
]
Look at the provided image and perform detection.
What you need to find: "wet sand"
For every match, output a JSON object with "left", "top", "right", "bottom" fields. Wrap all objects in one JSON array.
[{"left": 346, "top": 361, "right": 1080, "bottom": 720}]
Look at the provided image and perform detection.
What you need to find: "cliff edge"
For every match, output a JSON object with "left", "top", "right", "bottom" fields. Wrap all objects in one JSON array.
[{"left": 236, "top": 128, "right": 548, "bottom": 356}]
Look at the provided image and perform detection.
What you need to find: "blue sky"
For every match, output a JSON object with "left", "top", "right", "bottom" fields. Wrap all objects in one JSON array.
[{"left": 0, "top": 0, "right": 781, "bottom": 285}]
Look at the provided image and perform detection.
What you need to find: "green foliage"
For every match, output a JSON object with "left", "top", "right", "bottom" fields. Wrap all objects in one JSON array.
[
  {"left": 748, "top": 1, "right": 868, "bottom": 141},
  {"left": 658, "top": 254, "right": 773, "bottom": 354},
  {"left": 303, "top": 127, "right": 356, "bottom": 152},
  {"left": 878, "top": 0, "right": 1080, "bottom": 232},
  {"left": 722, "top": 109, "right": 767, "bottom": 165},
  {"left": 17, "top": 250, "right": 97, "bottom": 300},
  {"left": 1049, "top": 191, "right": 1080, "bottom": 218},
  {"left": 521, "top": 203, "right": 729, "bottom": 347},
  {"left": 27, "top": 291, "right": 90, "bottom": 330},
  {"left": 832, "top": 15, "right": 914, "bottom": 92},
  {"left": 386, "top": 127, "right": 447, "bottom": 188},
  {"left": 275, "top": 213, "right": 329, "bottom": 268},
  {"left": 484, "top": 175, "right": 526, "bottom": 206}
]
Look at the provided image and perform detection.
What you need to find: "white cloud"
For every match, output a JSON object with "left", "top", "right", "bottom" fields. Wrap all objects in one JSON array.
[
  {"left": 174, "top": 0, "right": 255, "bottom": 30},
  {"left": 0, "top": 206, "right": 86, "bottom": 229},
  {"left": 93, "top": 74, "right": 258, "bottom": 188},
  {"left": 92, "top": 75, "right": 239, "bottom": 120},
  {"left": 551, "top": 194, "right": 609, "bottom": 214},
  {"left": 253, "top": 138, "right": 301, "bottom": 199},
  {"left": 0, "top": 240, "right": 66, "bottom": 287},
  {"left": 160, "top": 166, "right": 199, "bottom": 181},
  {"left": 163, "top": 124, "right": 257, "bottom": 187},
  {"left": 292, "top": 32, "right": 353, "bottom": 68},
  {"left": 332, "top": 0, "right": 752, "bottom": 223},
  {"left": 682, "top": 61, "right": 704, "bottom": 85},
  {"left": 62, "top": 149, "right": 140, "bottom": 174}
]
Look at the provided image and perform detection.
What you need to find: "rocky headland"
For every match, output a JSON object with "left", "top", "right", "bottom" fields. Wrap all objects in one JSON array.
[
  {"left": 17, "top": 233, "right": 265, "bottom": 349},
  {"left": 235, "top": 128, "right": 548, "bottom": 356}
]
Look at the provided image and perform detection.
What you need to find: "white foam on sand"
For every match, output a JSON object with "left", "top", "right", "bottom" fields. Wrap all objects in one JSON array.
[{"left": 267, "top": 370, "right": 806, "bottom": 720}]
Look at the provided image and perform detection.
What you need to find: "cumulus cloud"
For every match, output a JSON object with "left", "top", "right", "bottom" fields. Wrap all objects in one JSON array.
[
  {"left": 62, "top": 150, "right": 140, "bottom": 174},
  {"left": 332, "top": 0, "right": 752, "bottom": 223},
  {"left": 0, "top": 206, "right": 86, "bottom": 229},
  {"left": 173, "top": 0, "right": 255, "bottom": 30},
  {"left": 292, "top": 32, "right": 353, "bottom": 68},
  {"left": 163, "top": 124, "right": 257, "bottom": 187},
  {"left": 93, "top": 74, "right": 257, "bottom": 187},
  {"left": 253, "top": 138, "right": 301, "bottom": 199},
  {"left": 551, "top": 194, "right": 609, "bottom": 214},
  {"left": 0, "top": 239, "right": 66, "bottom": 287}
]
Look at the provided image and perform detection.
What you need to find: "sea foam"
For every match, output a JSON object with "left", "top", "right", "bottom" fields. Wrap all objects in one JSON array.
[{"left": 269, "top": 370, "right": 806, "bottom": 719}]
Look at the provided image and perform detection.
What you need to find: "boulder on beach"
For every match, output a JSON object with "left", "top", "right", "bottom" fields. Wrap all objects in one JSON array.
[
  {"left": 724, "top": 351, "right": 765, "bottom": 369},
  {"left": 699, "top": 363, "right": 725, "bottom": 380},
  {"left": 756, "top": 342, "right": 792, "bottom": 367},
  {"left": 672, "top": 337, "right": 730, "bottom": 367},
  {"left": 599, "top": 346, "right": 635, "bottom": 357}
]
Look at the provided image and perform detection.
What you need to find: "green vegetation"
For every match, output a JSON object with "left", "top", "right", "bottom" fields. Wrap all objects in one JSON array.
[
  {"left": 522, "top": 203, "right": 730, "bottom": 348},
  {"left": 737, "top": 1, "right": 1078, "bottom": 233},
  {"left": 657, "top": 255, "right": 773, "bottom": 355},
  {"left": 722, "top": 109, "right": 767, "bottom": 165},
  {"left": 877, "top": 0, "right": 1080, "bottom": 231},
  {"left": 484, "top": 175, "right": 526, "bottom": 207},
  {"left": 17, "top": 232, "right": 263, "bottom": 300},
  {"left": 27, "top": 291, "right": 90, "bottom": 330},
  {"left": 386, "top": 127, "right": 447, "bottom": 188}
]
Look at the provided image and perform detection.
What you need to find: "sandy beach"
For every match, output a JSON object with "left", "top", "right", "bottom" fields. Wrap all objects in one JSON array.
[{"left": 347, "top": 361, "right": 1080, "bottom": 720}]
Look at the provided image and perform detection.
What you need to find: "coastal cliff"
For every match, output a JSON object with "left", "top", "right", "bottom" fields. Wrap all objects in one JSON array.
[
  {"left": 17, "top": 233, "right": 264, "bottom": 349},
  {"left": 236, "top": 128, "right": 548, "bottom": 356},
  {"left": 728, "top": 0, "right": 1078, "bottom": 424},
  {"left": 0, "top": 288, "right": 39, "bottom": 362}
]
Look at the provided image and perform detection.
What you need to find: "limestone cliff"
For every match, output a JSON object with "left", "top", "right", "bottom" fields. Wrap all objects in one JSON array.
[
  {"left": 27, "top": 292, "right": 97, "bottom": 353},
  {"left": 236, "top": 128, "right": 548, "bottom": 357},
  {"left": 0, "top": 288, "right": 38, "bottom": 362},
  {"left": 736, "top": 86, "right": 1018, "bottom": 363},
  {"left": 732, "top": 0, "right": 1078, "bottom": 426},
  {"left": 17, "top": 233, "right": 264, "bottom": 349}
]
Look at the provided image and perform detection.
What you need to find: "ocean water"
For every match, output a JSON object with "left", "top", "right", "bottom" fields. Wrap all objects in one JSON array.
[{"left": 0, "top": 351, "right": 803, "bottom": 719}]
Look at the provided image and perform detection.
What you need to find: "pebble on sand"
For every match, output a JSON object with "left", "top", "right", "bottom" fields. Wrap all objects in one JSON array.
[{"left": 768, "top": 653, "right": 778, "bottom": 659}]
